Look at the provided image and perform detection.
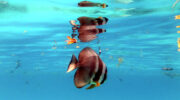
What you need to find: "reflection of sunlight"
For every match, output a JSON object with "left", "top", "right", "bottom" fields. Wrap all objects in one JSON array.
[
  {"left": 76, "top": 46, "right": 80, "bottom": 48},
  {"left": 178, "top": 38, "right": 180, "bottom": 51},
  {"left": 176, "top": 26, "right": 180, "bottom": 28},
  {"left": 175, "top": 15, "right": 180, "bottom": 19},
  {"left": 172, "top": 0, "right": 180, "bottom": 8},
  {"left": 115, "top": 0, "right": 134, "bottom": 4}
]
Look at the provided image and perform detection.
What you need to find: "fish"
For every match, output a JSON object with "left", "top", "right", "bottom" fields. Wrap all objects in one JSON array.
[
  {"left": 67, "top": 47, "right": 107, "bottom": 89},
  {"left": 78, "top": 17, "right": 108, "bottom": 26},
  {"left": 78, "top": 1, "right": 108, "bottom": 8},
  {"left": 67, "top": 17, "right": 108, "bottom": 44},
  {"left": 77, "top": 17, "right": 107, "bottom": 42},
  {"left": 78, "top": 27, "right": 106, "bottom": 42}
]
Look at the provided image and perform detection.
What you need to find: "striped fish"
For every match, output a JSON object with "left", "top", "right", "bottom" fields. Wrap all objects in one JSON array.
[
  {"left": 67, "top": 47, "right": 107, "bottom": 89},
  {"left": 77, "top": 17, "right": 108, "bottom": 42},
  {"left": 78, "top": 1, "right": 108, "bottom": 8},
  {"left": 78, "top": 27, "right": 106, "bottom": 42},
  {"left": 78, "top": 17, "right": 108, "bottom": 26}
]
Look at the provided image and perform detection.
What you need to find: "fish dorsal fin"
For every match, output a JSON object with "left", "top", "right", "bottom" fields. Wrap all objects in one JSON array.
[{"left": 67, "top": 54, "right": 78, "bottom": 73}]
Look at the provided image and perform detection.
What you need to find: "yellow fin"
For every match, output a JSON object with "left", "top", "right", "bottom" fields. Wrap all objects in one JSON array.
[
  {"left": 66, "top": 36, "right": 77, "bottom": 45},
  {"left": 86, "top": 84, "right": 96, "bottom": 90},
  {"left": 96, "top": 82, "right": 101, "bottom": 87},
  {"left": 102, "top": 3, "right": 106, "bottom": 8},
  {"left": 67, "top": 36, "right": 72, "bottom": 40},
  {"left": 67, "top": 41, "right": 74, "bottom": 45}
]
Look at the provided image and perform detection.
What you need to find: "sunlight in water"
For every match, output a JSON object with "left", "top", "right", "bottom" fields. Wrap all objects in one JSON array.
[
  {"left": 172, "top": 0, "right": 180, "bottom": 8},
  {"left": 178, "top": 38, "right": 180, "bottom": 51}
]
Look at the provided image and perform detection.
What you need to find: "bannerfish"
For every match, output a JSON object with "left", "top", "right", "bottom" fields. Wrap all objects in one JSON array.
[
  {"left": 77, "top": 17, "right": 108, "bottom": 42},
  {"left": 78, "top": 27, "right": 106, "bottom": 42},
  {"left": 78, "top": 1, "right": 108, "bottom": 8},
  {"left": 78, "top": 17, "right": 108, "bottom": 26},
  {"left": 66, "top": 17, "right": 108, "bottom": 44},
  {"left": 67, "top": 47, "right": 107, "bottom": 89}
]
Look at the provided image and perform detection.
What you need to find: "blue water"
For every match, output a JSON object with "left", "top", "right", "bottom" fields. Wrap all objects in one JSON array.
[{"left": 0, "top": 0, "right": 180, "bottom": 100}]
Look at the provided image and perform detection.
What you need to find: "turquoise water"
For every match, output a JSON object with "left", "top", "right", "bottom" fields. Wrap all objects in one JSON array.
[{"left": 0, "top": 0, "right": 180, "bottom": 100}]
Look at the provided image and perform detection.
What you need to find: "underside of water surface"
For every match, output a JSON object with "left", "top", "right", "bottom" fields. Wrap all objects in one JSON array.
[{"left": 0, "top": 0, "right": 180, "bottom": 100}]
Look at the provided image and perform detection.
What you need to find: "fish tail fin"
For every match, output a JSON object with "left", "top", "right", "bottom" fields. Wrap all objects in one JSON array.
[
  {"left": 102, "top": 3, "right": 106, "bottom": 8},
  {"left": 66, "top": 36, "right": 77, "bottom": 45},
  {"left": 67, "top": 54, "right": 78, "bottom": 73}
]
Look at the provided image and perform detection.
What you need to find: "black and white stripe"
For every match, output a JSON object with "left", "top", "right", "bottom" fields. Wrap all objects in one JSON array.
[
  {"left": 92, "top": 56, "right": 107, "bottom": 84},
  {"left": 72, "top": 47, "right": 107, "bottom": 88}
]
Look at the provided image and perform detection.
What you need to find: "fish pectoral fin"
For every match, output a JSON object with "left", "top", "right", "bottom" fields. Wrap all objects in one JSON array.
[
  {"left": 86, "top": 84, "right": 96, "bottom": 90},
  {"left": 96, "top": 82, "right": 101, "bottom": 87}
]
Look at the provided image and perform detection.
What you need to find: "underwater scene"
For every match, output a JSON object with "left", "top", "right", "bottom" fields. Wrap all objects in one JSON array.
[{"left": 0, "top": 0, "right": 180, "bottom": 100}]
